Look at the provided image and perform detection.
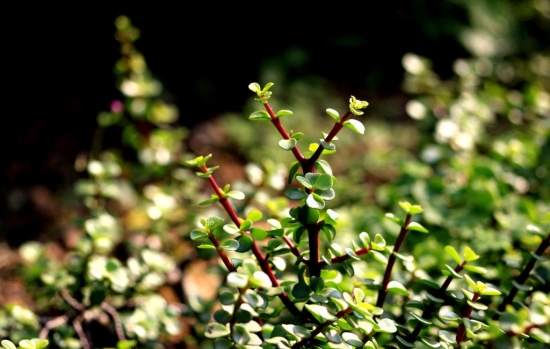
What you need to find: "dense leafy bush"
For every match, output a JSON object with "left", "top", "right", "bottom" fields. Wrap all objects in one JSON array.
[{"left": 1, "top": 10, "right": 549, "bottom": 349}]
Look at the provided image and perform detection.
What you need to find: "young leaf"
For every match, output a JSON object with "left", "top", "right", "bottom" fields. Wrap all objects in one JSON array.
[
  {"left": 463, "top": 265, "right": 487, "bottom": 274},
  {"left": 276, "top": 109, "right": 293, "bottom": 117},
  {"left": 343, "top": 119, "right": 365, "bottom": 134},
  {"left": 306, "top": 193, "right": 325, "bottom": 209},
  {"left": 296, "top": 175, "right": 313, "bottom": 189},
  {"left": 205, "top": 323, "right": 231, "bottom": 339},
  {"left": 226, "top": 190, "right": 245, "bottom": 200},
  {"left": 220, "top": 239, "right": 239, "bottom": 251},
  {"left": 288, "top": 161, "right": 301, "bottom": 184},
  {"left": 284, "top": 187, "right": 307, "bottom": 200},
  {"left": 227, "top": 272, "right": 249, "bottom": 288},
  {"left": 444, "top": 245, "right": 462, "bottom": 264},
  {"left": 407, "top": 222, "right": 429, "bottom": 233},
  {"left": 249, "top": 110, "right": 271, "bottom": 120},
  {"left": 359, "top": 232, "right": 371, "bottom": 247},
  {"left": 320, "top": 139, "right": 336, "bottom": 150},
  {"left": 278, "top": 138, "right": 297, "bottom": 151},
  {"left": 326, "top": 108, "right": 340, "bottom": 122},
  {"left": 387, "top": 281, "right": 410, "bottom": 296},
  {"left": 248, "top": 82, "right": 261, "bottom": 93},
  {"left": 385, "top": 213, "right": 403, "bottom": 225},
  {"left": 315, "top": 160, "right": 333, "bottom": 176},
  {"left": 371, "top": 251, "right": 387, "bottom": 264},
  {"left": 463, "top": 246, "right": 479, "bottom": 262}
]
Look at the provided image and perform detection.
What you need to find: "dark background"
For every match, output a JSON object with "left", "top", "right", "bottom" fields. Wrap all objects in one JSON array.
[{"left": 1, "top": 2, "right": 473, "bottom": 245}]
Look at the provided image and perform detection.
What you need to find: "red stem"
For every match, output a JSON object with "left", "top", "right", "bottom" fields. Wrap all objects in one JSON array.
[
  {"left": 456, "top": 293, "right": 480, "bottom": 346},
  {"left": 318, "top": 246, "right": 372, "bottom": 267},
  {"left": 376, "top": 214, "right": 412, "bottom": 308},
  {"left": 200, "top": 165, "right": 302, "bottom": 318},
  {"left": 291, "top": 307, "right": 352, "bottom": 348},
  {"left": 264, "top": 102, "right": 306, "bottom": 163}
]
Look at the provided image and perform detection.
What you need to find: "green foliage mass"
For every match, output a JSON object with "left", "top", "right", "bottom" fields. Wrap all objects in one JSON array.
[{"left": 2, "top": 5, "right": 549, "bottom": 349}]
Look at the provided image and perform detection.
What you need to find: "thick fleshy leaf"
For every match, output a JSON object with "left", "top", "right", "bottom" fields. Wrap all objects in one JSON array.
[
  {"left": 311, "top": 173, "right": 333, "bottom": 190},
  {"left": 315, "top": 160, "right": 333, "bottom": 176},
  {"left": 385, "top": 213, "right": 403, "bottom": 225},
  {"left": 276, "top": 109, "right": 293, "bottom": 117},
  {"left": 388, "top": 281, "right": 409, "bottom": 296},
  {"left": 199, "top": 197, "right": 219, "bottom": 206},
  {"left": 439, "top": 330, "right": 456, "bottom": 343},
  {"left": 371, "top": 251, "right": 387, "bottom": 264},
  {"left": 288, "top": 161, "right": 301, "bottom": 184},
  {"left": 282, "top": 324, "right": 311, "bottom": 339},
  {"left": 316, "top": 188, "right": 335, "bottom": 200},
  {"left": 396, "top": 336, "right": 415, "bottom": 348},
  {"left": 326, "top": 108, "right": 340, "bottom": 121},
  {"left": 306, "top": 193, "right": 325, "bottom": 209},
  {"left": 296, "top": 176, "right": 313, "bottom": 189},
  {"left": 305, "top": 304, "right": 337, "bottom": 322},
  {"left": 410, "top": 311, "right": 432, "bottom": 325},
  {"left": 394, "top": 252, "right": 414, "bottom": 262},
  {"left": 219, "top": 239, "right": 239, "bottom": 251},
  {"left": 407, "top": 222, "right": 429, "bottom": 233},
  {"left": 359, "top": 232, "right": 371, "bottom": 247},
  {"left": 248, "top": 82, "right": 261, "bottom": 93},
  {"left": 279, "top": 138, "right": 297, "bottom": 151},
  {"left": 251, "top": 228, "right": 267, "bottom": 240},
  {"left": 205, "top": 323, "right": 230, "bottom": 338},
  {"left": 284, "top": 187, "right": 307, "bottom": 200},
  {"left": 223, "top": 224, "right": 240, "bottom": 235},
  {"left": 236, "top": 234, "right": 253, "bottom": 252},
  {"left": 442, "top": 264, "right": 462, "bottom": 278},
  {"left": 445, "top": 245, "right": 462, "bottom": 264},
  {"left": 372, "top": 234, "right": 386, "bottom": 250},
  {"left": 227, "top": 272, "right": 249, "bottom": 288},
  {"left": 226, "top": 190, "right": 245, "bottom": 200},
  {"left": 320, "top": 139, "right": 336, "bottom": 150},
  {"left": 190, "top": 229, "right": 208, "bottom": 240},
  {"left": 342, "top": 332, "right": 363, "bottom": 347},
  {"left": 464, "top": 265, "right": 487, "bottom": 274},
  {"left": 343, "top": 119, "right": 365, "bottom": 134},
  {"left": 198, "top": 243, "right": 216, "bottom": 250},
  {"left": 377, "top": 318, "right": 397, "bottom": 333},
  {"left": 323, "top": 328, "right": 343, "bottom": 344},
  {"left": 249, "top": 110, "right": 271, "bottom": 120},
  {"left": 463, "top": 246, "right": 479, "bottom": 262},
  {"left": 420, "top": 337, "right": 441, "bottom": 348}
]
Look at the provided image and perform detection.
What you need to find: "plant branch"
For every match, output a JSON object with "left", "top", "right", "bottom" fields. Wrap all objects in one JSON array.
[
  {"left": 307, "top": 111, "right": 352, "bottom": 170},
  {"left": 101, "top": 302, "right": 126, "bottom": 342},
  {"left": 199, "top": 165, "right": 303, "bottom": 319},
  {"left": 408, "top": 261, "right": 466, "bottom": 343},
  {"left": 376, "top": 214, "right": 412, "bottom": 308},
  {"left": 307, "top": 224, "right": 321, "bottom": 277},
  {"left": 494, "top": 230, "right": 550, "bottom": 319},
  {"left": 318, "top": 246, "right": 372, "bottom": 267},
  {"left": 456, "top": 293, "right": 480, "bottom": 347},
  {"left": 264, "top": 102, "right": 306, "bottom": 163},
  {"left": 291, "top": 307, "right": 352, "bottom": 348}
]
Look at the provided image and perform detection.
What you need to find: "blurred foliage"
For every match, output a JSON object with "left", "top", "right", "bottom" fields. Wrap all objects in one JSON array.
[{"left": 1, "top": 1, "right": 549, "bottom": 348}]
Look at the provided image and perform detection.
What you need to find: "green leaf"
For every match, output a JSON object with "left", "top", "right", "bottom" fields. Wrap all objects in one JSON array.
[
  {"left": 320, "top": 139, "right": 336, "bottom": 150},
  {"left": 249, "top": 110, "right": 271, "bottom": 120},
  {"left": 251, "top": 228, "right": 267, "bottom": 240},
  {"left": 311, "top": 173, "right": 333, "bottom": 190},
  {"left": 385, "top": 213, "right": 403, "bottom": 225},
  {"left": 406, "top": 300, "right": 425, "bottom": 310},
  {"left": 236, "top": 234, "right": 253, "bottom": 253},
  {"left": 214, "top": 338, "right": 233, "bottom": 349},
  {"left": 420, "top": 337, "right": 441, "bottom": 348},
  {"left": 479, "top": 287, "right": 501, "bottom": 296},
  {"left": 18, "top": 341, "right": 35, "bottom": 349},
  {"left": 407, "top": 222, "right": 429, "bottom": 233},
  {"left": 342, "top": 332, "right": 363, "bottom": 347},
  {"left": 232, "top": 324, "right": 250, "bottom": 344},
  {"left": 345, "top": 248, "right": 361, "bottom": 261},
  {"left": 298, "top": 206, "right": 320, "bottom": 225},
  {"left": 205, "top": 323, "right": 231, "bottom": 339},
  {"left": 343, "top": 119, "right": 365, "bottom": 134},
  {"left": 198, "top": 243, "right": 216, "bottom": 250},
  {"left": 284, "top": 187, "right": 307, "bottom": 200},
  {"left": 227, "top": 272, "right": 249, "bottom": 288},
  {"left": 239, "top": 219, "right": 253, "bottom": 232},
  {"left": 117, "top": 340, "right": 137, "bottom": 349},
  {"left": 316, "top": 188, "right": 335, "bottom": 200},
  {"left": 282, "top": 324, "right": 311, "bottom": 339},
  {"left": 408, "top": 204, "right": 424, "bottom": 215},
  {"left": 377, "top": 318, "right": 397, "bottom": 333},
  {"left": 463, "top": 274, "right": 478, "bottom": 292},
  {"left": 511, "top": 280, "right": 532, "bottom": 291},
  {"left": 251, "top": 271, "right": 271, "bottom": 288},
  {"left": 439, "top": 330, "right": 456, "bottom": 344},
  {"left": 296, "top": 175, "right": 313, "bottom": 189},
  {"left": 394, "top": 252, "right": 414, "bottom": 262},
  {"left": 371, "top": 251, "right": 387, "bottom": 264},
  {"left": 463, "top": 265, "right": 487, "bottom": 274},
  {"left": 463, "top": 246, "right": 479, "bottom": 262},
  {"left": 1, "top": 341, "right": 17, "bottom": 349},
  {"left": 220, "top": 239, "right": 239, "bottom": 251},
  {"left": 359, "top": 232, "right": 371, "bottom": 247},
  {"left": 247, "top": 210, "right": 262, "bottom": 222},
  {"left": 444, "top": 245, "right": 462, "bottom": 264},
  {"left": 326, "top": 108, "right": 340, "bottom": 121},
  {"left": 372, "top": 234, "right": 386, "bottom": 250},
  {"left": 530, "top": 327, "right": 550, "bottom": 343},
  {"left": 199, "top": 197, "right": 219, "bottom": 206},
  {"left": 288, "top": 161, "right": 301, "bottom": 184},
  {"left": 426, "top": 293, "right": 444, "bottom": 303},
  {"left": 248, "top": 82, "right": 261, "bottom": 93},
  {"left": 387, "top": 281, "right": 409, "bottom": 296},
  {"left": 190, "top": 229, "right": 208, "bottom": 240},
  {"left": 396, "top": 336, "right": 415, "bottom": 348},
  {"left": 306, "top": 193, "right": 325, "bottom": 209},
  {"left": 442, "top": 264, "right": 462, "bottom": 278},
  {"left": 398, "top": 201, "right": 411, "bottom": 214},
  {"left": 305, "top": 304, "right": 337, "bottom": 322},
  {"left": 279, "top": 138, "right": 297, "bottom": 151},
  {"left": 315, "top": 160, "right": 333, "bottom": 176},
  {"left": 410, "top": 311, "right": 432, "bottom": 325},
  {"left": 226, "top": 190, "right": 245, "bottom": 200},
  {"left": 292, "top": 282, "right": 311, "bottom": 299},
  {"left": 220, "top": 292, "right": 237, "bottom": 305},
  {"left": 276, "top": 109, "right": 293, "bottom": 117}
]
